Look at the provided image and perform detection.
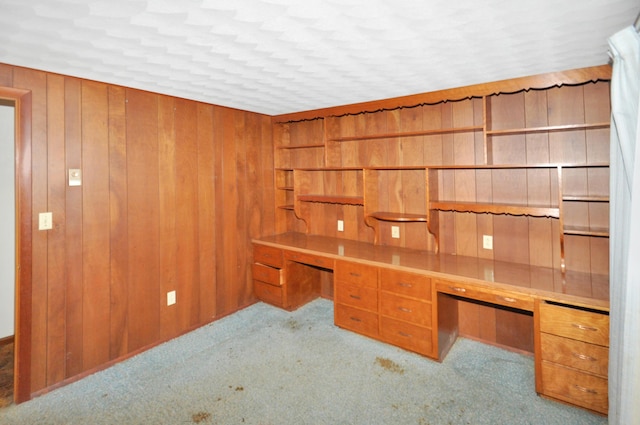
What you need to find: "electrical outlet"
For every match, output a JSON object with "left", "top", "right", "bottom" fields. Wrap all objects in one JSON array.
[
  {"left": 337, "top": 220, "right": 344, "bottom": 232},
  {"left": 391, "top": 226, "right": 400, "bottom": 239},
  {"left": 167, "top": 290, "right": 176, "bottom": 306},
  {"left": 38, "top": 212, "right": 53, "bottom": 230},
  {"left": 483, "top": 235, "right": 493, "bottom": 250}
]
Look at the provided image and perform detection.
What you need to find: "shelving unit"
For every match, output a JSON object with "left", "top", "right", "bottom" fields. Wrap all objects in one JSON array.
[{"left": 272, "top": 72, "right": 610, "bottom": 276}]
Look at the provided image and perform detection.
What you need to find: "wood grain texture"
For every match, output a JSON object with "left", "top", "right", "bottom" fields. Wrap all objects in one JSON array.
[
  {"left": 108, "top": 86, "right": 128, "bottom": 360},
  {"left": 82, "top": 80, "right": 111, "bottom": 371},
  {"left": 1, "top": 84, "right": 33, "bottom": 404},
  {"left": 13, "top": 68, "right": 48, "bottom": 393},
  {"left": 126, "top": 89, "right": 161, "bottom": 352},
  {"left": 45, "top": 74, "right": 67, "bottom": 385},
  {"left": 63, "top": 77, "right": 84, "bottom": 378}
]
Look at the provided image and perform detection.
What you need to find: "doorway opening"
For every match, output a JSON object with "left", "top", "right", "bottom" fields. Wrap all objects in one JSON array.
[{"left": 0, "top": 98, "right": 15, "bottom": 407}]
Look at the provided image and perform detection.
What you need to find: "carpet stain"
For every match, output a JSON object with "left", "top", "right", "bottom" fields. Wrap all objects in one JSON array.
[
  {"left": 286, "top": 319, "right": 300, "bottom": 330},
  {"left": 375, "top": 357, "right": 405, "bottom": 374},
  {"left": 191, "top": 411, "right": 211, "bottom": 423}
]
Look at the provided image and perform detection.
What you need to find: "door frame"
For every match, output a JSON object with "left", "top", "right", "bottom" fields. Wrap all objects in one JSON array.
[{"left": 0, "top": 86, "right": 32, "bottom": 403}]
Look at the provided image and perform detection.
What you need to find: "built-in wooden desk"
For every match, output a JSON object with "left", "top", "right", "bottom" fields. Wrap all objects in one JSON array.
[{"left": 252, "top": 232, "right": 610, "bottom": 415}]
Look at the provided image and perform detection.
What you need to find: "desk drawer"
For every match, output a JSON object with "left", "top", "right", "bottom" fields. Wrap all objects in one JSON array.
[
  {"left": 541, "top": 333, "right": 608, "bottom": 377},
  {"left": 254, "top": 280, "right": 283, "bottom": 307},
  {"left": 380, "top": 316, "right": 433, "bottom": 357},
  {"left": 335, "top": 260, "right": 377, "bottom": 288},
  {"left": 254, "top": 244, "right": 283, "bottom": 268},
  {"left": 541, "top": 361, "right": 608, "bottom": 414},
  {"left": 335, "top": 283, "right": 378, "bottom": 312},
  {"left": 252, "top": 263, "right": 284, "bottom": 286},
  {"left": 284, "top": 250, "right": 333, "bottom": 269},
  {"left": 335, "top": 304, "right": 379, "bottom": 338},
  {"left": 379, "top": 292, "right": 431, "bottom": 327},
  {"left": 435, "top": 280, "right": 534, "bottom": 311},
  {"left": 380, "top": 268, "right": 431, "bottom": 301},
  {"left": 539, "top": 302, "right": 609, "bottom": 346}
]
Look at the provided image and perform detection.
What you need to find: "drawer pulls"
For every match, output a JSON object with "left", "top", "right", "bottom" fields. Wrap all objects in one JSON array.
[
  {"left": 449, "top": 286, "right": 466, "bottom": 293},
  {"left": 349, "top": 316, "right": 362, "bottom": 322},
  {"left": 349, "top": 294, "right": 361, "bottom": 300},
  {"left": 497, "top": 296, "right": 517, "bottom": 303},
  {"left": 398, "top": 307, "right": 412, "bottom": 313},
  {"left": 572, "top": 352, "right": 597, "bottom": 362},
  {"left": 398, "top": 331, "right": 412, "bottom": 338},
  {"left": 574, "top": 384, "right": 598, "bottom": 395},
  {"left": 349, "top": 272, "right": 362, "bottom": 278},
  {"left": 572, "top": 323, "right": 599, "bottom": 332},
  {"left": 397, "top": 282, "right": 413, "bottom": 288}
]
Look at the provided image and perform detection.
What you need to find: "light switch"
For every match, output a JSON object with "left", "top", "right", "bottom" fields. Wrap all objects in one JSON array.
[
  {"left": 69, "top": 169, "right": 81, "bottom": 186},
  {"left": 39, "top": 212, "right": 53, "bottom": 230}
]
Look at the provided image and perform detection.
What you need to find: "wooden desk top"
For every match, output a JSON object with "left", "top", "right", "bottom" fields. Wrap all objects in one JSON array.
[{"left": 253, "top": 232, "right": 609, "bottom": 311}]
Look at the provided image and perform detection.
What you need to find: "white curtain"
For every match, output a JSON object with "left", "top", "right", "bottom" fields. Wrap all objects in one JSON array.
[{"left": 608, "top": 25, "right": 640, "bottom": 425}]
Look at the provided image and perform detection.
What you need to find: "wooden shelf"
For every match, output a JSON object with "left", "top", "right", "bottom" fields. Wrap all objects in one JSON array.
[
  {"left": 562, "top": 195, "right": 609, "bottom": 202},
  {"left": 563, "top": 226, "right": 609, "bottom": 237},
  {"left": 430, "top": 201, "right": 560, "bottom": 218},
  {"left": 329, "top": 126, "right": 483, "bottom": 142},
  {"left": 298, "top": 195, "right": 364, "bottom": 205},
  {"left": 486, "top": 122, "right": 609, "bottom": 136},
  {"left": 367, "top": 212, "right": 429, "bottom": 222}
]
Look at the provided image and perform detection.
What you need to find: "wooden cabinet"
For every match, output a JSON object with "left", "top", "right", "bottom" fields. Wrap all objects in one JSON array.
[
  {"left": 379, "top": 269, "right": 435, "bottom": 357},
  {"left": 253, "top": 244, "right": 322, "bottom": 311},
  {"left": 334, "top": 260, "right": 379, "bottom": 339},
  {"left": 536, "top": 300, "right": 609, "bottom": 414}
]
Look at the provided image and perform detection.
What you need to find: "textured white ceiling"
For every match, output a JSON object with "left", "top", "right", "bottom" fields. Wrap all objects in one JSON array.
[{"left": 0, "top": 0, "right": 637, "bottom": 115}]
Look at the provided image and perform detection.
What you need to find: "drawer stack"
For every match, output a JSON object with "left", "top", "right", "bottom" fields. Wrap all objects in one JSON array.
[
  {"left": 334, "top": 260, "right": 379, "bottom": 339},
  {"left": 537, "top": 301, "right": 609, "bottom": 414},
  {"left": 379, "top": 269, "right": 434, "bottom": 357},
  {"left": 253, "top": 244, "right": 286, "bottom": 308}
]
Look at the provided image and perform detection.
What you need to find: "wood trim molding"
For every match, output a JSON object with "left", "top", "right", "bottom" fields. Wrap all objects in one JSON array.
[
  {"left": 0, "top": 86, "right": 32, "bottom": 404},
  {"left": 273, "top": 64, "right": 612, "bottom": 123},
  {"left": 0, "top": 335, "right": 14, "bottom": 346}
]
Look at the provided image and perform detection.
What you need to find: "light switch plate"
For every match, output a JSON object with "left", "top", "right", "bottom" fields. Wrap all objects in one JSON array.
[
  {"left": 483, "top": 235, "right": 493, "bottom": 250},
  {"left": 337, "top": 220, "right": 344, "bottom": 232},
  {"left": 391, "top": 226, "right": 400, "bottom": 239},
  {"left": 38, "top": 212, "right": 53, "bottom": 230},
  {"left": 68, "top": 169, "right": 82, "bottom": 186},
  {"left": 167, "top": 290, "right": 176, "bottom": 306}
]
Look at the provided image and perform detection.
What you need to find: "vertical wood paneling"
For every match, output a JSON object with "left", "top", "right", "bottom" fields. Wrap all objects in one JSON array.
[
  {"left": 219, "top": 108, "right": 238, "bottom": 315},
  {"left": 45, "top": 74, "right": 67, "bottom": 386},
  {"left": 0, "top": 64, "right": 13, "bottom": 87},
  {"left": 197, "top": 103, "right": 217, "bottom": 323},
  {"left": 126, "top": 90, "right": 160, "bottom": 351},
  {"left": 158, "top": 95, "right": 178, "bottom": 341},
  {"left": 213, "top": 107, "right": 227, "bottom": 315},
  {"left": 235, "top": 112, "right": 251, "bottom": 306},
  {"left": 175, "top": 99, "right": 200, "bottom": 330},
  {"left": 64, "top": 77, "right": 84, "bottom": 378},
  {"left": 5, "top": 63, "right": 274, "bottom": 400},
  {"left": 14, "top": 68, "right": 48, "bottom": 393},
  {"left": 108, "top": 86, "right": 128, "bottom": 360},
  {"left": 81, "top": 81, "right": 111, "bottom": 370}
]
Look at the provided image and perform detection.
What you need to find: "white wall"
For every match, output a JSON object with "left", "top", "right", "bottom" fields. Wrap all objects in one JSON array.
[{"left": 0, "top": 101, "right": 15, "bottom": 339}]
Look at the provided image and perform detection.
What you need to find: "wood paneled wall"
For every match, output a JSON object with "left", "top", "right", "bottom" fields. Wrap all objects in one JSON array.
[{"left": 0, "top": 63, "right": 275, "bottom": 399}]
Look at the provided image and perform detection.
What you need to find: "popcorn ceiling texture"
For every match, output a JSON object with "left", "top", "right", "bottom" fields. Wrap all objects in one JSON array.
[{"left": 0, "top": 0, "right": 637, "bottom": 115}]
